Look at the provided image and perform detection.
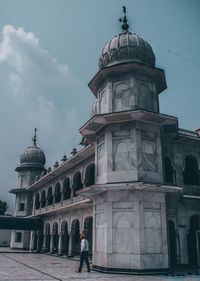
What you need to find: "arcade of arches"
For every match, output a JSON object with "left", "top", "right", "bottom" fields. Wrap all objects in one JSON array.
[
  {"left": 34, "top": 163, "right": 95, "bottom": 210},
  {"left": 30, "top": 217, "right": 93, "bottom": 257},
  {"left": 168, "top": 215, "right": 200, "bottom": 267}
]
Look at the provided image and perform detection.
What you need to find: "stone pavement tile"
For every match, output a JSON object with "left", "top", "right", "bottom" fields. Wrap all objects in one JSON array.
[
  {"left": 0, "top": 254, "right": 55, "bottom": 280},
  {"left": 1, "top": 253, "right": 200, "bottom": 281}
]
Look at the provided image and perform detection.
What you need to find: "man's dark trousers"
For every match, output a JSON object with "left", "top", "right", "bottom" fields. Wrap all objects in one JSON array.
[{"left": 78, "top": 251, "right": 90, "bottom": 272}]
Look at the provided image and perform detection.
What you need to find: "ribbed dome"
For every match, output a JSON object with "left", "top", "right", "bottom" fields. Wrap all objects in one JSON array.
[
  {"left": 99, "top": 33, "right": 155, "bottom": 70},
  {"left": 20, "top": 145, "right": 46, "bottom": 169}
]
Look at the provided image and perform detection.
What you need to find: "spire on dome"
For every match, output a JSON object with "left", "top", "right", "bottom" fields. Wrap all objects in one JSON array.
[
  {"left": 32, "top": 128, "right": 37, "bottom": 146},
  {"left": 119, "top": 6, "right": 129, "bottom": 33}
]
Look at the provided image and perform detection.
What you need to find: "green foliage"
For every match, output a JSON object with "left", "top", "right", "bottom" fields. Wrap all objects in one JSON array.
[{"left": 0, "top": 200, "right": 8, "bottom": 215}]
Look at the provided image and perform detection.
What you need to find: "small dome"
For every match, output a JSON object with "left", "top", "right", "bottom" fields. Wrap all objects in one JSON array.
[
  {"left": 20, "top": 145, "right": 46, "bottom": 169},
  {"left": 99, "top": 33, "right": 155, "bottom": 70}
]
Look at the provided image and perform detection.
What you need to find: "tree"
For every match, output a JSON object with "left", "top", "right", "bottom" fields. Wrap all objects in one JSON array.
[{"left": 0, "top": 200, "right": 8, "bottom": 215}]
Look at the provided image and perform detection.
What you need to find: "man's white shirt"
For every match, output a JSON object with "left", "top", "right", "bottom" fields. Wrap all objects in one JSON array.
[{"left": 81, "top": 238, "right": 89, "bottom": 252}]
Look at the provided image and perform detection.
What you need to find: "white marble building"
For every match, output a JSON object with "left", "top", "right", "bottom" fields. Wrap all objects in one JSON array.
[{"left": 10, "top": 9, "right": 200, "bottom": 274}]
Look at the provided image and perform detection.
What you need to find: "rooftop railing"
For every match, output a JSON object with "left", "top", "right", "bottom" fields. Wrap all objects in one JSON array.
[{"left": 178, "top": 128, "right": 199, "bottom": 138}]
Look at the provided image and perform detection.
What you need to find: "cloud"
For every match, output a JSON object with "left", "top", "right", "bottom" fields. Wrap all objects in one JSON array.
[
  {"left": 0, "top": 25, "right": 81, "bottom": 213},
  {"left": 0, "top": 25, "right": 70, "bottom": 101}
]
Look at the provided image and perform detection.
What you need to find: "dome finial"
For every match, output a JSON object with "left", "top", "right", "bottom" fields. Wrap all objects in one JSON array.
[
  {"left": 32, "top": 128, "right": 37, "bottom": 146},
  {"left": 119, "top": 6, "right": 129, "bottom": 33}
]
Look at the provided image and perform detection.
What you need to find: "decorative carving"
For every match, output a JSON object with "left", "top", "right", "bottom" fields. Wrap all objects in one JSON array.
[
  {"left": 97, "top": 143, "right": 105, "bottom": 176},
  {"left": 113, "top": 137, "right": 135, "bottom": 171},
  {"left": 113, "top": 81, "right": 134, "bottom": 112},
  {"left": 99, "top": 90, "right": 107, "bottom": 114},
  {"left": 98, "top": 33, "right": 155, "bottom": 70},
  {"left": 141, "top": 131, "right": 157, "bottom": 172}
]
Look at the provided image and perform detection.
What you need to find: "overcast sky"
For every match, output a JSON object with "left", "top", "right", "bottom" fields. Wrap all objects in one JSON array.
[{"left": 0, "top": 0, "right": 199, "bottom": 213}]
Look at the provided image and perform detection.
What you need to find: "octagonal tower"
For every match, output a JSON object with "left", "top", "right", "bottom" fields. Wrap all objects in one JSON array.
[{"left": 80, "top": 7, "right": 176, "bottom": 273}]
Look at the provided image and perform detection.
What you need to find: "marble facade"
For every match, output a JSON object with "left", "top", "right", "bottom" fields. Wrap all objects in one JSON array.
[{"left": 9, "top": 11, "right": 200, "bottom": 274}]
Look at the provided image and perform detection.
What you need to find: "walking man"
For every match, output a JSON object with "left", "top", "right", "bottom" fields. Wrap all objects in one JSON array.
[{"left": 77, "top": 233, "right": 90, "bottom": 273}]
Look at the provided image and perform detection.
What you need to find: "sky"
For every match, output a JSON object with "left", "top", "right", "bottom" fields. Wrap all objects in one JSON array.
[{"left": 0, "top": 0, "right": 199, "bottom": 213}]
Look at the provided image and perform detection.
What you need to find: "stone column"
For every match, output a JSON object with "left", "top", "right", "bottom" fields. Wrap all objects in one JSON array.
[
  {"left": 58, "top": 234, "right": 63, "bottom": 254},
  {"left": 10, "top": 231, "right": 15, "bottom": 249},
  {"left": 42, "top": 235, "right": 47, "bottom": 252},
  {"left": 50, "top": 233, "right": 54, "bottom": 253},
  {"left": 29, "top": 231, "right": 35, "bottom": 251},
  {"left": 68, "top": 234, "right": 73, "bottom": 257}
]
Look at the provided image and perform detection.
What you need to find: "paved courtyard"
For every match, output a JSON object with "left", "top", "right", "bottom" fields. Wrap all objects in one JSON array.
[{"left": 0, "top": 252, "right": 200, "bottom": 281}]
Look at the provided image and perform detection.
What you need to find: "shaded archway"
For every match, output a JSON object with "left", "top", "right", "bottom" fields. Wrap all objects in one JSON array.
[
  {"left": 168, "top": 220, "right": 177, "bottom": 267},
  {"left": 54, "top": 182, "right": 61, "bottom": 203},
  {"left": 183, "top": 155, "right": 199, "bottom": 185},
  {"left": 52, "top": 222, "right": 59, "bottom": 253},
  {"left": 47, "top": 187, "right": 53, "bottom": 205},
  {"left": 85, "top": 164, "right": 95, "bottom": 187},
  {"left": 83, "top": 217, "right": 93, "bottom": 256},
  {"left": 187, "top": 215, "right": 200, "bottom": 265},
  {"left": 61, "top": 221, "right": 69, "bottom": 255},
  {"left": 164, "top": 157, "right": 173, "bottom": 184},
  {"left": 41, "top": 190, "right": 46, "bottom": 208},
  {"left": 35, "top": 193, "right": 40, "bottom": 210},
  {"left": 71, "top": 219, "right": 80, "bottom": 255},
  {"left": 63, "top": 178, "right": 71, "bottom": 200},
  {"left": 44, "top": 223, "right": 50, "bottom": 252},
  {"left": 72, "top": 172, "right": 83, "bottom": 196}
]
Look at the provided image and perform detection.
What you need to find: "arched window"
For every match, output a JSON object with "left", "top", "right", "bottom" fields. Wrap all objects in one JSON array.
[
  {"left": 41, "top": 190, "right": 46, "bottom": 208},
  {"left": 35, "top": 193, "right": 40, "bottom": 210},
  {"left": 54, "top": 182, "right": 61, "bottom": 203},
  {"left": 47, "top": 186, "right": 53, "bottom": 205},
  {"left": 85, "top": 164, "right": 95, "bottom": 187},
  {"left": 164, "top": 157, "right": 173, "bottom": 184},
  {"left": 63, "top": 178, "right": 71, "bottom": 200},
  {"left": 183, "top": 155, "right": 199, "bottom": 185},
  {"left": 72, "top": 172, "right": 83, "bottom": 196}
]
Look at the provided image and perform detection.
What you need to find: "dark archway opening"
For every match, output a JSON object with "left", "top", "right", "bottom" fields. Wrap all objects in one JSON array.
[
  {"left": 164, "top": 157, "right": 173, "bottom": 184},
  {"left": 187, "top": 215, "right": 200, "bottom": 265},
  {"left": 44, "top": 223, "right": 50, "bottom": 252},
  {"left": 71, "top": 219, "right": 80, "bottom": 255},
  {"left": 61, "top": 221, "right": 69, "bottom": 255},
  {"left": 72, "top": 172, "right": 83, "bottom": 196},
  {"left": 52, "top": 222, "right": 59, "bottom": 253},
  {"left": 47, "top": 187, "right": 53, "bottom": 205},
  {"left": 63, "top": 178, "right": 71, "bottom": 200},
  {"left": 41, "top": 190, "right": 46, "bottom": 208},
  {"left": 168, "top": 220, "right": 177, "bottom": 267},
  {"left": 35, "top": 193, "right": 40, "bottom": 210},
  {"left": 54, "top": 182, "right": 61, "bottom": 203},
  {"left": 183, "top": 156, "right": 199, "bottom": 185},
  {"left": 83, "top": 217, "right": 93, "bottom": 256},
  {"left": 85, "top": 164, "right": 95, "bottom": 187}
]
